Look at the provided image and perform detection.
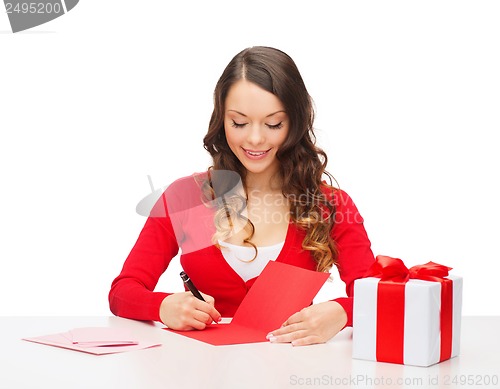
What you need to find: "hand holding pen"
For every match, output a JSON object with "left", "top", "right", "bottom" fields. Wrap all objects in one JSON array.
[{"left": 158, "top": 271, "right": 221, "bottom": 330}]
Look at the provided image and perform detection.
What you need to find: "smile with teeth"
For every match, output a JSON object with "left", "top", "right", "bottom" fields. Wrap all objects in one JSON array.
[{"left": 243, "top": 148, "right": 271, "bottom": 157}]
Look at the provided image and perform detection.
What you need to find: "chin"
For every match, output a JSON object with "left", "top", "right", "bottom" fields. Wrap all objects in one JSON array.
[{"left": 242, "top": 161, "right": 278, "bottom": 176}]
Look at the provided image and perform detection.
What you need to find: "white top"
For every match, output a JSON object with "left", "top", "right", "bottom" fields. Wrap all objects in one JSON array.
[{"left": 218, "top": 240, "right": 285, "bottom": 282}]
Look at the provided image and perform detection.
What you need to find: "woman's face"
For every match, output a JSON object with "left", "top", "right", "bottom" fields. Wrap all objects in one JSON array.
[{"left": 224, "top": 80, "right": 289, "bottom": 179}]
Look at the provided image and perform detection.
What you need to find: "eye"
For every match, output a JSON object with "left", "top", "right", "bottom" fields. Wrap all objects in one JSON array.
[
  {"left": 230, "top": 120, "right": 247, "bottom": 128},
  {"left": 266, "top": 122, "right": 284, "bottom": 130}
]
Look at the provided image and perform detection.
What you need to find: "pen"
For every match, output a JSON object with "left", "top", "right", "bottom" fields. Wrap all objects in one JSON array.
[{"left": 180, "top": 271, "right": 206, "bottom": 302}]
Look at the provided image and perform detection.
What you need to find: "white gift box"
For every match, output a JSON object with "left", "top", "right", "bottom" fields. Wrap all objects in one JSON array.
[{"left": 353, "top": 275, "right": 463, "bottom": 366}]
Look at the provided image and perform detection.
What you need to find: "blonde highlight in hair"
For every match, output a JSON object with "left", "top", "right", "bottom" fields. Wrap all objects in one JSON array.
[
  {"left": 288, "top": 180, "right": 338, "bottom": 273},
  {"left": 199, "top": 170, "right": 258, "bottom": 262}
]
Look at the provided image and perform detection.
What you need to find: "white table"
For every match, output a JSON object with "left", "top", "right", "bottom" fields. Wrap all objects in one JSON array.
[{"left": 1, "top": 316, "right": 499, "bottom": 389}]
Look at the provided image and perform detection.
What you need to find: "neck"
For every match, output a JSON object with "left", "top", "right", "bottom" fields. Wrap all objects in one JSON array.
[{"left": 245, "top": 169, "right": 282, "bottom": 192}]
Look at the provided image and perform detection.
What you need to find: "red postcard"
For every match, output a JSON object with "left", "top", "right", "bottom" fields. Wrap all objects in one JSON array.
[{"left": 167, "top": 261, "right": 329, "bottom": 345}]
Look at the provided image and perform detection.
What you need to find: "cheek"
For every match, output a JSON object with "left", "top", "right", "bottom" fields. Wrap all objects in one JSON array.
[
  {"left": 224, "top": 127, "right": 234, "bottom": 145},
  {"left": 224, "top": 123, "right": 246, "bottom": 144},
  {"left": 273, "top": 128, "right": 289, "bottom": 148},
  {"left": 224, "top": 127, "right": 241, "bottom": 150}
]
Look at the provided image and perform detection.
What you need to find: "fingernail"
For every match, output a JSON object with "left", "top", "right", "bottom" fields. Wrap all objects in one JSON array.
[
  {"left": 266, "top": 333, "right": 273, "bottom": 340},
  {"left": 268, "top": 336, "right": 277, "bottom": 343}
]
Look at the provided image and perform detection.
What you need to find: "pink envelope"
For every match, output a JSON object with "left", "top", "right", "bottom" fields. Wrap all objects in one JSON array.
[
  {"left": 167, "top": 261, "right": 329, "bottom": 345},
  {"left": 68, "top": 327, "right": 137, "bottom": 347},
  {"left": 23, "top": 327, "right": 160, "bottom": 355}
]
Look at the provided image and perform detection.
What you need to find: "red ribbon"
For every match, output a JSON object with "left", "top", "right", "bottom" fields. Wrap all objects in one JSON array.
[{"left": 365, "top": 255, "right": 454, "bottom": 364}]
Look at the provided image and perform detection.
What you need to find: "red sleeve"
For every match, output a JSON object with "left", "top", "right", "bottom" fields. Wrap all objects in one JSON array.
[
  {"left": 108, "top": 206, "right": 179, "bottom": 322},
  {"left": 329, "top": 189, "right": 375, "bottom": 327}
]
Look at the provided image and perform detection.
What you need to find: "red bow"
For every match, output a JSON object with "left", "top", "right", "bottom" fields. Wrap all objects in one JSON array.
[{"left": 365, "top": 255, "right": 453, "bottom": 282}]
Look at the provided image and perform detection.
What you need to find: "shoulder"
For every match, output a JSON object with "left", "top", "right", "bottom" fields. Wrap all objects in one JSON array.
[
  {"left": 167, "top": 170, "right": 242, "bottom": 196},
  {"left": 166, "top": 171, "right": 209, "bottom": 192},
  {"left": 164, "top": 169, "right": 244, "bottom": 210},
  {"left": 162, "top": 172, "right": 211, "bottom": 211},
  {"left": 320, "top": 183, "right": 352, "bottom": 208},
  {"left": 320, "top": 184, "right": 364, "bottom": 223},
  {"left": 146, "top": 172, "right": 208, "bottom": 217}
]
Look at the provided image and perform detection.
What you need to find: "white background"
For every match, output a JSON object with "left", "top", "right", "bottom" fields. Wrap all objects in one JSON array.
[{"left": 1, "top": 1, "right": 499, "bottom": 316}]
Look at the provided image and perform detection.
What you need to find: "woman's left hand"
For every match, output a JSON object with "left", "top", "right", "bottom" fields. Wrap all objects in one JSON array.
[{"left": 266, "top": 301, "right": 348, "bottom": 346}]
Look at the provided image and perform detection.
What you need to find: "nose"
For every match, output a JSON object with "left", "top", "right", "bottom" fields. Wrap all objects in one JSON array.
[{"left": 246, "top": 124, "right": 265, "bottom": 146}]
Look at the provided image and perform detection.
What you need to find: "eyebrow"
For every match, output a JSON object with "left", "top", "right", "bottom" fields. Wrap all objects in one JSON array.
[{"left": 227, "top": 109, "right": 286, "bottom": 118}]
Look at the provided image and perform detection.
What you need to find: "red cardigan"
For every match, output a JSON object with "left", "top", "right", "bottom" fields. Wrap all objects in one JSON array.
[{"left": 109, "top": 179, "right": 375, "bottom": 327}]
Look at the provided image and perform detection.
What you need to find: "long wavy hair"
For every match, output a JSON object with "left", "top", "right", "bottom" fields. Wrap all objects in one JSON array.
[{"left": 203, "top": 46, "right": 337, "bottom": 272}]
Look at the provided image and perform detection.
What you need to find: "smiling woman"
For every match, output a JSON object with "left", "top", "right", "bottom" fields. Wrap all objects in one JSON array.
[{"left": 109, "top": 46, "right": 375, "bottom": 346}]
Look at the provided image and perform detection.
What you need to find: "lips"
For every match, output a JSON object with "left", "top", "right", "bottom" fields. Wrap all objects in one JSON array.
[{"left": 242, "top": 148, "right": 271, "bottom": 159}]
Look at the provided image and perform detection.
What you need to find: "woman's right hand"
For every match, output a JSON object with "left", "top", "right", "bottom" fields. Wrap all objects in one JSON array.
[{"left": 159, "top": 292, "right": 222, "bottom": 330}]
